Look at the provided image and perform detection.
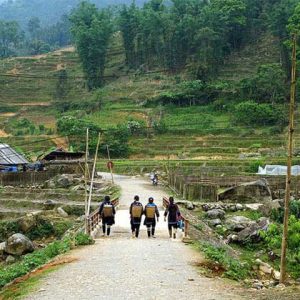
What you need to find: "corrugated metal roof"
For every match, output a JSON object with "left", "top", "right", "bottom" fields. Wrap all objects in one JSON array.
[{"left": 0, "top": 144, "right": 28, "bottom": 165}]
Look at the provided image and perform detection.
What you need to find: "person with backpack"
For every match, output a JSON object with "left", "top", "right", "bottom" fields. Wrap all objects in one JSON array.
[
  {"left": 144, "top": 197, "right": 159, "bottom": 238},
  {"left": 164, "top": 197, "right": 181, "bottom": 239},
  {"left": 129, "top": 195, "right": 143, "bottom": 238},
  {"left": 99, "top": 195, "right": 116, "bottom": 237}
]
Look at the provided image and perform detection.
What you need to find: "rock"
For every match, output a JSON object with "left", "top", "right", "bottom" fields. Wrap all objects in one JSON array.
[
  {"left": 253, "top": 281, "right": 264, "bottom": 290},
  {"left": 17, "top": 214, "right": 37, "bottom": 232},
  {"left": 225, "top": 216, "right": 255, "bottom": 231},
  {"left": 71, "top": 185, "right": 85, "bottom": 192},
  {"left": 57, "top": 207, "right": 68, "bottom": 217},
  {"left": 259, "top": 199, "right": 283, "bottom": 216},
  {"left": 76, "top": 215, "right": 86, "bottom": 222},
  {"left": 43, "top": 200, "right": 56, "bottom": 210},
  {"left": 227, "top": 234, "right": 238, "bottom": 242},
  {"left": 208, "top": 219, "right": 222, "bottom": 227},
  {"left": 218, "top": 179, "right": 272, "bottom": 203},
  {"left": 56, "top": 175, "right": 73, "bottom": 188},
  {"left": 206, "top": 209, "right": 225, "bottom": 219},
  {"left": 229, "top": 205, "right": 237, "bottom": 212},
  {"left": 245, "top": 203, "right": 264, "bottom": 211},
  {"left": 201, "top": 204, "right": 210, "bottom": 212},
  {"left": 185, "top": 201, "right": 194, "bottom": 210},
  {"left": 0, "top": 242, "right": 6, "bottom": 255},
  {"left": 276, "top": 283, "right": 286, "bottom": 289},
  {"left": 6, "top": 255, "right": 16, "bottom": 264},
  {"left": 255, "top": 259, "right": 273, "bottom": 275},
  {"left": 229, "top": 217, "right": 270, "bottom": 243},
  {"left": 5, "top": 233, "right": 34, "bottom": 256},
  {"left": 272, "top": 270, "right": 281, "bottom": 281},
  {"left": 236, "top": 204, "right": 243, "bottom": 210}
]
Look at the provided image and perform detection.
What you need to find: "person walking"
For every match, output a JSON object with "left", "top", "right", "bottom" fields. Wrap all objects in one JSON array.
[
  {"left": 144, "top": 197, "right": 159, "bottom": 238},
  {"left": 164, "top": 197, "right": 181, "bottom": 239},
  {"left": 99, "top": 195, "right": 116, "bottom": 237},
  {"left": 129, "top": 195, "right": 143, "bottom": 238}
]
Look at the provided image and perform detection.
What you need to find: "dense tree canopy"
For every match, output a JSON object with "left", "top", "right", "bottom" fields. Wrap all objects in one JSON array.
[
  {"left": 69, "top": 1, "right": 114, "bottom": 89},
  {"left": 0, "top": 20, "right": 23, "bottom": 57}
]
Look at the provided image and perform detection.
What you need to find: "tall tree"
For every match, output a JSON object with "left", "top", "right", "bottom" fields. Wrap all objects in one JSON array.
[
  {"left": 27, "top": 16, "right": 41, "bottom": 39},
  {"left": 119, "top": 2, "right": 139, "bottom": 67},
  {"left": 70, "top": 2, "right": 113, "bottom": 90},
  {"left": 0, "top": 20, "right": 23, "bottom": 58}
]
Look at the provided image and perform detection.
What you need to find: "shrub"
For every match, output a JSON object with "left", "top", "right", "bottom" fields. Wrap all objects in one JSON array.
[
  {"left": 233, "top": 101, "right": 287, "bottom": 126},
  {"left": 75, "top": 232, "right": 94, "bottom": 246},
  {"left": 27, "top": 219, "right": 55, "bottom": 240},
  {"left": 260, "top": 215, "right": 300, "bottom": 278},
  {"left": 126, "top": 119, "right": 146, "bottom": 136},
  {"left": 271, "top": 200, "right": 300, "bottom": 223},
  {"left": 99, "top": 125, "right": 130, "bottom": 158},
  {"left": 239, "top": 64, "right": 287, "bottom": 103},
  {"left": 245, "top": 160, "right": 265, "bottom": 173},
  {"left": 57, "top": 116, "right": 99, "bottom": 136},
  {"left": 153, "top": 120, "right": 168, "bottom": 134}
]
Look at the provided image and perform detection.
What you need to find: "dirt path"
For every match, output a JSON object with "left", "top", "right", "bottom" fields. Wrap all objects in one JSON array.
[{"left": 24, "top": 175, "right": 248, "bottom": 300}]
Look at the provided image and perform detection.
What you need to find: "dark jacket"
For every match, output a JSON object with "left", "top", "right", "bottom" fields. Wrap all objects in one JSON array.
[
  {"left": 99, "top": 200, "right": 116, "bottom": 225},
  {"left": 130, "top": 201, "right": 143, "bottom": 224},
  {"left": 143, "top": 203, "right": 159, "bottom": 226},
  {"left": 164, "top": 203, "right": 180, "bottom": 224}
]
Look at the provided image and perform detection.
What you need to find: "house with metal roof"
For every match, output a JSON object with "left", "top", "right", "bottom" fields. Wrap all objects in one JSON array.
[{"left": 0, "top": 144, "right": 28, "bottom": 168}]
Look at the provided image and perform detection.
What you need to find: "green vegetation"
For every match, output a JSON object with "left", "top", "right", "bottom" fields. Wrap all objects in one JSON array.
[
  {"left": 75, "top": 232, "right": 95, "bottom": 246},
  {"left": 0, "top": 231, "right": 94, "bottom": 289},
  {"left": 199, "top": 242, "right": 250, "bottom": 280},
  {"left": 69, "top": 2, "right": 113, "bottom": 89},
  {"left": 0, "top": 267, "right": 58, "bottom": 300},
  {"left": 0, "top": 239, "right": 72, "bottom": 289},
  {"left": 0, "top": 0, "right": 299, "bottom": 163},
  {"left": 260, "top": 215, "right": 300, "bottom": 278}
]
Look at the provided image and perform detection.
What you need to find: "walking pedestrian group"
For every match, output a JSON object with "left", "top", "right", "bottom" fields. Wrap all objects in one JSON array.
[{"left": 99, "top": 195, "right": 182, "bottom": 239}]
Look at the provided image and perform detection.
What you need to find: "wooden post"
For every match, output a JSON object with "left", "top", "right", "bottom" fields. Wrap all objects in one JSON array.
[
  {"left": 185, "top": 219, "right": 189, "bottom": 237},
  {"left": 280, "top": 35, "right": 297, "bottom": 283},
  {"left": 84, "top": 128, "right": 89, "bottom": 234},
  {"left": 106, "top": 144, "right": 114, "bottom": 184},
  {"left": 87, "top": 133, "right": 101, "bottom": 216}
]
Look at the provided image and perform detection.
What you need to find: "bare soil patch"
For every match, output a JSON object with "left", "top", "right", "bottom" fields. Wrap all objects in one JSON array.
[
  {"left": 0, "top": 130, "right": 10, "bottom": 137},
  {"left": 0, "top": 113, "right": 17, "bottom": 117},
  {"left": 10, "top": 102, "right": 50, "bottom": 107}
]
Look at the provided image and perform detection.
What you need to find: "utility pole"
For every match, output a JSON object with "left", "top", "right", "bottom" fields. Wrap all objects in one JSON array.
[
  {"left": 87, "top": 133, "right": 101, "bottom": 216},
  {"left": 280, "top": 35, "right": 297, "bottom": 283},
  {"left": 106, "top": 144, "right": 114, "bottom": 184},
  {"left": 84, "top": 128, "right": 89, "bottom": 234}
]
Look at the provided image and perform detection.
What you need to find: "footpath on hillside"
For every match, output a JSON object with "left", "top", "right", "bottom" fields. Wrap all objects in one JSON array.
[{"left": 24, "top": 174, "right": 248, "bottom": 300}]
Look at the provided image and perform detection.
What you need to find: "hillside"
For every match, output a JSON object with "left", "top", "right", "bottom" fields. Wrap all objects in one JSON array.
[{"left": 0, "top": 29, "right": 297, "bottom": 169}]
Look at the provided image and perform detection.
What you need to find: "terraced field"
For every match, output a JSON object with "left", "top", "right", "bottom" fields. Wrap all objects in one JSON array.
[
  {"left": 0, "top": 35, "right": 296, "bottom": 163},
  {"left": 0, "top": 187, "right": 101, "bottom": 221}
]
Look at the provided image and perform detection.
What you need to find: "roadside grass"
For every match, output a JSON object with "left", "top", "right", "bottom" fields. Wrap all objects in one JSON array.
[
  {"left": 196, "top": 242, "right": 251, "bottom": 281},
  {"left": 0, "top": 266, "right": 59, "bottom": 300},
  {"left": 0, "top": 233, "right": 93, "bottom": 290}
]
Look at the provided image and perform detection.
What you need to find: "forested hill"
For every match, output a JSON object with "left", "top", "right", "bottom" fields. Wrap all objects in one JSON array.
[{"left": 0, "top": 0, "right": 146, "bottom": 27}]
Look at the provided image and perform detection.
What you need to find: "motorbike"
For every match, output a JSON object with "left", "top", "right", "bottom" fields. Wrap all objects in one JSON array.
[
  {"left": 150, "top": 173, "right": 158, "bottom": 186},
  {"left": 152, "top": 176, "right": 158, "bottom": 186}
]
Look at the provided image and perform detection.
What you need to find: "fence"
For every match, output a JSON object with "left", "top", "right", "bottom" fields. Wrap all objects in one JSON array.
[
  {"left": 168, "top": 168, "right": 300, "bottom": 201},
  {"left": 0, "top": 170, "right": 59, "bottom": 186}
]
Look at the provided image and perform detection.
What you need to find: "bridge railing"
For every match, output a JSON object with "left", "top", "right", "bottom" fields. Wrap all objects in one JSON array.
[
  {"left": 163, "top": 197, "right": 189, "bottom": 238},
  {"left": 87, "top": 198, "right": 119, "bottom": 236}
]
